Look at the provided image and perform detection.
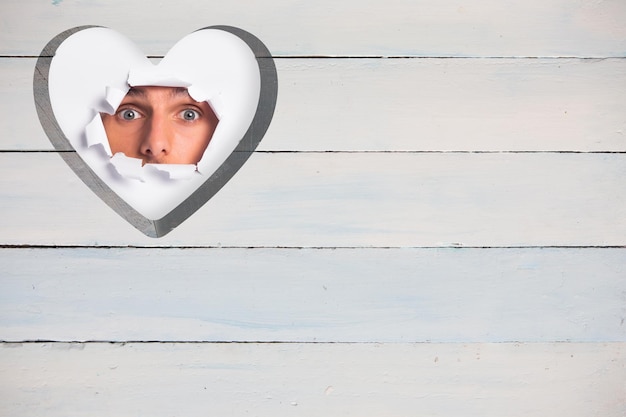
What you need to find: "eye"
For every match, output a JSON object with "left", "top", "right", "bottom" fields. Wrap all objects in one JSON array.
[
  {"left": 180, "top": 109, "right": 200, "bottom": 121},
  {"left": 118, "top": 109, "right": 142, "bottom": 121}
]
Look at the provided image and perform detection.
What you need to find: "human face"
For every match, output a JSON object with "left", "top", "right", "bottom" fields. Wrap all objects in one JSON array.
[{"left": 101, "top": 86, "right": 219, "bottom": 165}]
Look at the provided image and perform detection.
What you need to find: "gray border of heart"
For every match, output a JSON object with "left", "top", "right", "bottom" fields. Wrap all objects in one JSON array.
[{"left": 34, "top": 25, "right": 278, "bottom": 238}]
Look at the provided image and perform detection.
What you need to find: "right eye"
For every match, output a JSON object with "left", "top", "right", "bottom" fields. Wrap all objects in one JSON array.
[{"left": 118, "top": 109, "right": 142, "bottom": 120}]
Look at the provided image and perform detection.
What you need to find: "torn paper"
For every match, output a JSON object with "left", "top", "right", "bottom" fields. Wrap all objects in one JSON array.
[{"left": 48, "top": 27, "right": 261, "bottom": 219}]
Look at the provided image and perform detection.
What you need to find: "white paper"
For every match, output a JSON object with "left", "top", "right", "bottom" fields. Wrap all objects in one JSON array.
[{"left": 48, "top": 27, "right": 261, "bottom": 219}]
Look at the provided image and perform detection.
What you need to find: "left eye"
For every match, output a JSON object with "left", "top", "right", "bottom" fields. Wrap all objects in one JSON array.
[
  {"left": 180, "top": 109, "right": 200, "bottom": 121},
  {"left": 119, "top": 109, "right": 141, "bottom": 120}
]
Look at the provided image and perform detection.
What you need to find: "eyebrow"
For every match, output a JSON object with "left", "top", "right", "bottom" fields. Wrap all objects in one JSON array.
[
  {"left": 125, "top": 87, "right": 147, "bottom": 97},
  {"left": 126, "top": 86, "right": 192, "bottom": 98},
  {"left": 169, "top": 87, "right": 191, "bottom": 98}
]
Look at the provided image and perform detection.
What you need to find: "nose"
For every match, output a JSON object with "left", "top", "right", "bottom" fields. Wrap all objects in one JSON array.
[{"left": 140, "top": 113, "right": 172, "bottom": 163}]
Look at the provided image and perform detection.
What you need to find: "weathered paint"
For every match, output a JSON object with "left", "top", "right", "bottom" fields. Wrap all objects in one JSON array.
[{"left": 1, "top": 0, "right": 624, "bottom": 415}]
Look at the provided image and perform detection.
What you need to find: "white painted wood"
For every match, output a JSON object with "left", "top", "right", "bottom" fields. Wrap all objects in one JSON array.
[
  {"left": 268, "top": 57, "right": 626, "bottom": 152},
  {"left": 2, "top": 0, "right": 626, "bottom": 57},
  {"left": 3, "top": 58, "right": 626, "bottom": 152},
  {"left": 1, "top": 152, "right": 624, "bottom": 246},
  {"left": 1, "top": 342, "right": 624, "bottom": 417},
  {"left": 1, "top": 247, "right": 624, "bottom": 342},
  {"left": 1, "top": 1, "right": 624, "bottom": 414}
]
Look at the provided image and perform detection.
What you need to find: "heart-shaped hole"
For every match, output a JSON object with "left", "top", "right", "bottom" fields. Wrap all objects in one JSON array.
[{"left": 34, "top": 26, "right": 277, "bottom": 237}]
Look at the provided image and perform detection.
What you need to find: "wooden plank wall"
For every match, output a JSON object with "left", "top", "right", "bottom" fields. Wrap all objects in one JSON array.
[{"left": 1, "top": 0, "right": 625, "bottom": 415}]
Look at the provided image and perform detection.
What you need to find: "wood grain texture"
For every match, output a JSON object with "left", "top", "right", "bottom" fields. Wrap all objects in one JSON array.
[
  {"left": 2, "top": 0, "right": 625, "bottom": 57},
  {"left": 2, "top": 57, "right": 625, "bottom": 152},
  {"left": 1, "top": 342, "right": 624, "bottom": 417},
  {"left": 1, "top": 1, "right": 624, "bottom": 415},
  {"left": 1, "top": 152, "right": 624, "bottom": 246},
  {"left": 1, "top": 247, "right": 624, "bottom": 343}
]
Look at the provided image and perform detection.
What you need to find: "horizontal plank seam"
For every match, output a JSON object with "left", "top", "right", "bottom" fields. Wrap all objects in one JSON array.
[
  {"left": 274, "top": 56, "right": 626, "bottom": 60},
  {"left": 2, "top": 55, "right": 626, "bottom": 59},
  {"left": 1, "top": 245, "right": 624, "bottom": 250},
  {"left": 1, "top": 340, "right": 619, "bottom": 345},
  {"left": 2, "top": 150, "right": 625, "bottom": 154}
]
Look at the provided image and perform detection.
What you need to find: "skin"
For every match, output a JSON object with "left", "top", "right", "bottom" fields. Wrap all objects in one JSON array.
[{"left": 101, "top": 86, "right": 219, "bottom": 165}]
